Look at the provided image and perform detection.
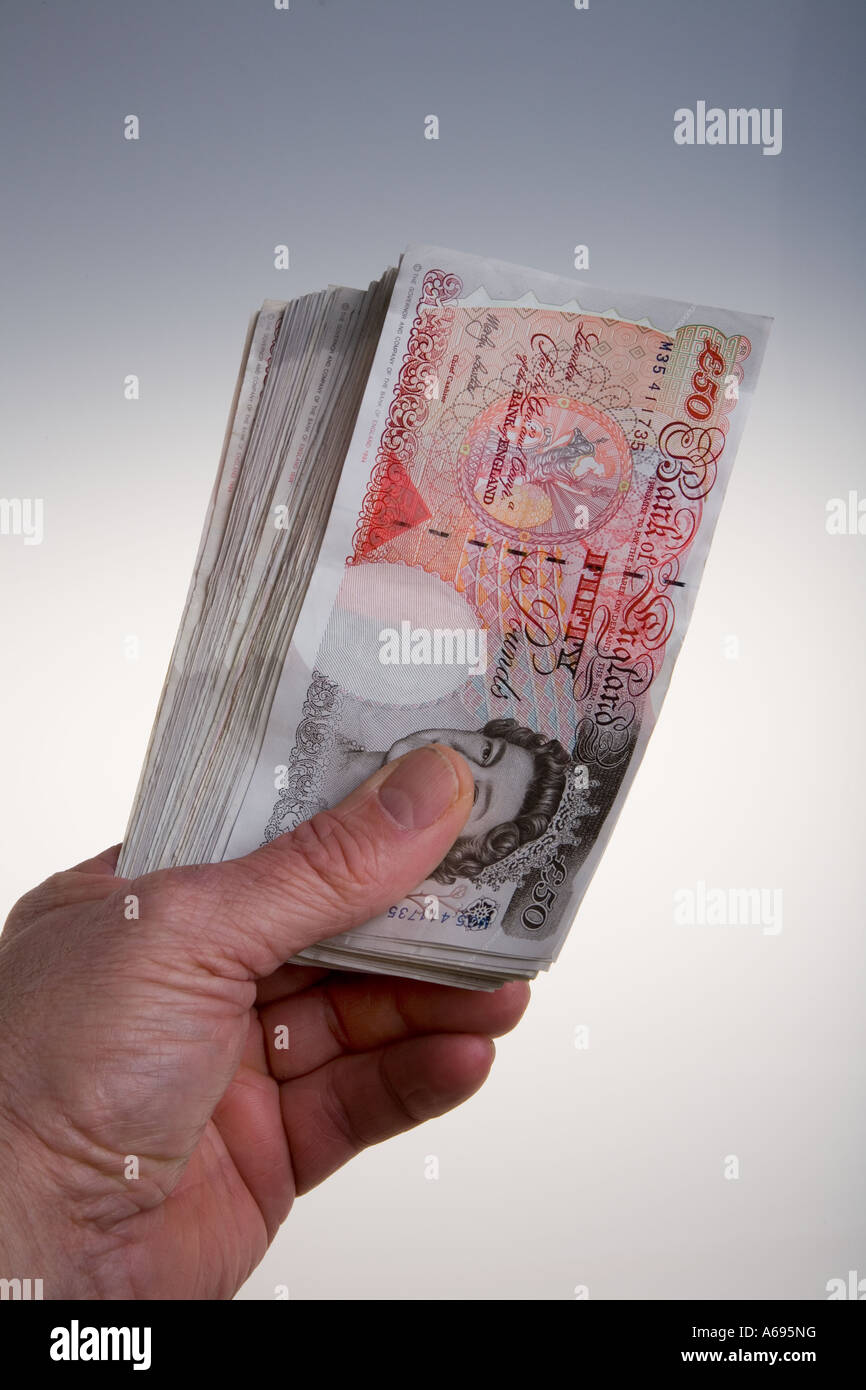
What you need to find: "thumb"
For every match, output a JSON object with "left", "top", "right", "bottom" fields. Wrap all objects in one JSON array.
[{"left": 214, "top": 743, "right": 475, "bottom": 976}]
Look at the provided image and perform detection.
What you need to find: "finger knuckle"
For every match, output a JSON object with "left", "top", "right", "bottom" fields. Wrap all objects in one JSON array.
[
  {"left": 114, "top": 864, "right": 226, "bottom": 943},
  {"left": 278, "top": 810, "right": 388, "bottom": 915},
  {"left": 320, "top": 1072, "right": 368, "bottom": 1154},
  {"left": 10, "top": 871, "right": 75, "bottom": 921}
]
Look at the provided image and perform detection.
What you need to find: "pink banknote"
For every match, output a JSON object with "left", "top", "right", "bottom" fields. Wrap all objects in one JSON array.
[{"left": 228, "top": 247, "right": 771, "bottom": 968}]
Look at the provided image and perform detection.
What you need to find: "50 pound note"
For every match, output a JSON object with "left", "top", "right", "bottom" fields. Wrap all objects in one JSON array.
[{"left": 223, "top": 245, "right": 772, "bottom": 977}]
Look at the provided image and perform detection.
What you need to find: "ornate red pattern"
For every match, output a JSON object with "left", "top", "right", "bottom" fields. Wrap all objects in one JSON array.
[{"left": 349, "top": 266, "right": 464, "bottom": 563}]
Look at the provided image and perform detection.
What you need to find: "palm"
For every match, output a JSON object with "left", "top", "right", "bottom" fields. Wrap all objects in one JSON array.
[{"left": 132, "top": 1006, "right": 290, "bottom": 1301}]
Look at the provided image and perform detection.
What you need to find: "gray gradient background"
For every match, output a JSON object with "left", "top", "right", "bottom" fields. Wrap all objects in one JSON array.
[{"left": 1, "top": 0, "right": 863, "bottom": 1300}]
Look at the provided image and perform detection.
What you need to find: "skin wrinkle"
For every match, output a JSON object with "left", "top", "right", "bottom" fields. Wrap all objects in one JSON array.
[
  {"left": 319, "top": 979, "right": 354, "bottom": 1055},
  {"left": 318, "top": 1068, "right": 370, "bottom": 1160},
  {"left": 287, "top": 811, "right": 392, "bottom": 903},
  {"left": 379, "top": 983, "right": 418, "bottom": 1049},
  {"left": 376, "top": 1047, "right": 428, "bottom": 1134}
]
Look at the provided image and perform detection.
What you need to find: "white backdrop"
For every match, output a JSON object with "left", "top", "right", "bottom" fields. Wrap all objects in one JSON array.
[{"left": 1, "top": 0, "right": 863, "bottom": 1299}]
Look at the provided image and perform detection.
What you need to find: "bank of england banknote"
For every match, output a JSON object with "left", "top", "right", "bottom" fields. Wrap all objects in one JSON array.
[
  {"left": 118, "top": 246, "right": 771, "bottom": 987},
  {"left": 207, "top": 245, "right": 773, "bottom": 988}
]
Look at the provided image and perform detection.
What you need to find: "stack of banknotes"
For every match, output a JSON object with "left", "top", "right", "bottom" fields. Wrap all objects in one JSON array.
[{"left": 118, "top": 245, "right": 771, "bottom": 989}]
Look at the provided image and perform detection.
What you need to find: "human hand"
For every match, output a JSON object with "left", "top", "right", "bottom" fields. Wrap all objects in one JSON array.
[{"left": 0, "top": 744, "right": 529, "bottom": 1300}]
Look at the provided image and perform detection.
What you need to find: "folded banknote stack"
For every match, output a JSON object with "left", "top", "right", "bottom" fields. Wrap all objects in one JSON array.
[{"left": 118, "top": 245, "right": 771, "bottom": 989}]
